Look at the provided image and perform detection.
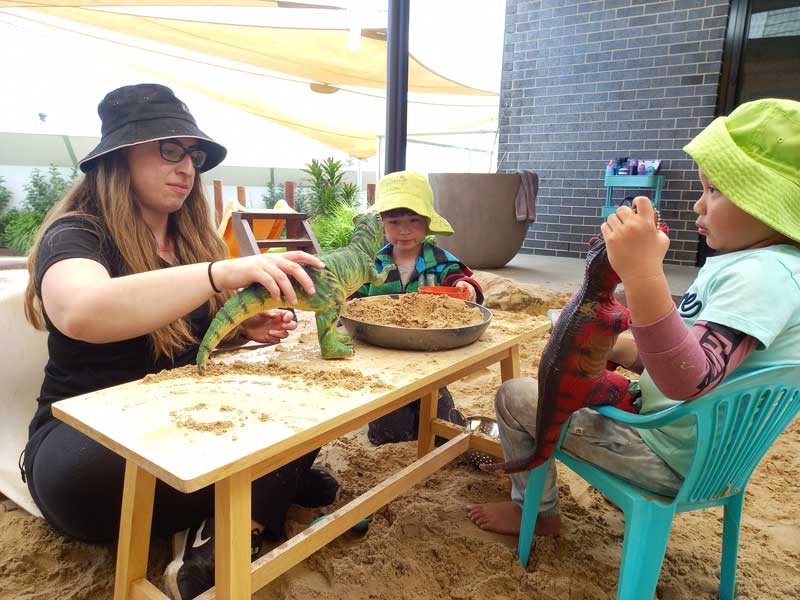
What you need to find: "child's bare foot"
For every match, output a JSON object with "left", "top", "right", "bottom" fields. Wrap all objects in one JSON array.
[{"left": 465, "top": 501, "right": 561, "bottom": 537}]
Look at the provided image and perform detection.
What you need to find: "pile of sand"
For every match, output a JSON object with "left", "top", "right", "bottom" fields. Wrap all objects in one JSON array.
[
  {"left": 1, "top": 273, "right": 798, "bottom": 600},
  {"left": 345, "top": 293, "right": 484, "bottom": 329}
]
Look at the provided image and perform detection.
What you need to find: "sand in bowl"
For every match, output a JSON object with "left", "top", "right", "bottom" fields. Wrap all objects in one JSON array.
[{"left": 344, "top": 293, "right": 483, "bottom": 329}]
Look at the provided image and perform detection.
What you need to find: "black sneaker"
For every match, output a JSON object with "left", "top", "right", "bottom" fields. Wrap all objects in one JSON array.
[
  {"left": 164, "top": 518, "right": 263, "bottom": 600},
  {"left": 293, "top": 465, "right": 340, "bottom": 508}
]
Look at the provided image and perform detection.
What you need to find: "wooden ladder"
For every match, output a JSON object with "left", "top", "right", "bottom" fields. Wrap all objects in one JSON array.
[{"left": 231, "top": 209, "right": 321, "bottom": 256}]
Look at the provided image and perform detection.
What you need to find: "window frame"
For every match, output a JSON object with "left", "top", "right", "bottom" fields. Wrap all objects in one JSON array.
[{"left": 717, "top": 0, "right": 752, "bottom": 115}]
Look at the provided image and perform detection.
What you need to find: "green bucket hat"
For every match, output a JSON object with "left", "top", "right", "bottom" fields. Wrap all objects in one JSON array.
[
  {"left": 372, "top": 171, "right": 453, "bottom": 235},
  {"left": 684, "top": 98, "right": 800, "bottom": 243}
]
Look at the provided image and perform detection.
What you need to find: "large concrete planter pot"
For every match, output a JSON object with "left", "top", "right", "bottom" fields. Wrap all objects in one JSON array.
[{"left": 429, "top": 173, "right": 528, "bottom": 269}]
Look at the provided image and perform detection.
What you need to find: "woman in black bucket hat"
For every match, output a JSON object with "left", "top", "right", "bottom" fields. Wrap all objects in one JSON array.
[
  {"left": 20, "top": 83, "right": 340, "bottom": 600},
  {"left": 78, "top": 83, "right": 227, "bottom": 174}
]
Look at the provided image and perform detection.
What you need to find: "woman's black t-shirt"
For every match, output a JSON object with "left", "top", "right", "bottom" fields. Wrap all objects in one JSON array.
[{"left": 30, "top": 216, "right": 211, "bottom": 436}]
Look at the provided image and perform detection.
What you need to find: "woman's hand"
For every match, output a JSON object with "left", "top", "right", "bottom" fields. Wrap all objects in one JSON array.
[
  {"left": 211, "top": 251, "right": 325, "bottom": 305},
  {"left": 240, "top": 309, "right": 297, "bottom": 344},
  {"left": 455, "top": 281, "right": 477, "bottom": 302},
  {"left": 600, "top": 196, "right": 670, "bottom": 284}
]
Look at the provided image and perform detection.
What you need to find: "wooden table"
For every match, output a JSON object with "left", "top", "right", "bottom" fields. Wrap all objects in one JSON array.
[{"left": 52, "top": 312, "right": 548, "bottom": 600}]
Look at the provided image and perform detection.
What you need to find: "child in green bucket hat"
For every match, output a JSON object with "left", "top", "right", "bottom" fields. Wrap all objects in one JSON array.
[
  {"left": 468, "top": 98, "right": 800, "bottom": 547},
  {"left": 351, "top": 170, "right": 483, "bottom": 445}
]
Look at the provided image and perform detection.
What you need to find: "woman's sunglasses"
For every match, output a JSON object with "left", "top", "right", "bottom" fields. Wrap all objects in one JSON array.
[{"left": 158, "top": 139, "right": 207, "bottom": 169}]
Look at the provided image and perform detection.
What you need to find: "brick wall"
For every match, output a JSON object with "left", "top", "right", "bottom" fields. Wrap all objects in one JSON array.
[{"left": 499, "top": 0, "right": 729, "bottom": 265}]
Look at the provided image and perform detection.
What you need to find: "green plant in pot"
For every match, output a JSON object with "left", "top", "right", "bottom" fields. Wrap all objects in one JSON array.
[
  {"left": 300, "top": 157, "right": 364, "bottom": 251},
  {"left": 309, "top": 202, "right": 359, "bottom": 251},
  {"left": 301, "top": 157, "right": 357, "bottom": 219}
]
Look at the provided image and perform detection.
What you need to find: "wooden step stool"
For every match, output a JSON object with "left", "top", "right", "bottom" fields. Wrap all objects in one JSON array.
[{"left": 214, "top": 182, "right": 320, "bottom": 257}]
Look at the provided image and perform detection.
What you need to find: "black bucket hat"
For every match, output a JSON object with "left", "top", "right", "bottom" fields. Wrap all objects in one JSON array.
[{"left": 78, "top": 83, "right": 227, "bottom": 173}]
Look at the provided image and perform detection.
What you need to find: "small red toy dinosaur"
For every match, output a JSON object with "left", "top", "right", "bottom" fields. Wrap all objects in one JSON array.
[{"left": 482, "top": 217, "right": 669, "bottom": 475}]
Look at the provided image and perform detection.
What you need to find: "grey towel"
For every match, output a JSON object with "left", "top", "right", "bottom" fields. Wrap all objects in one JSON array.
[{"left": 515, "top": 171, "right": 538, "bottom": 222}]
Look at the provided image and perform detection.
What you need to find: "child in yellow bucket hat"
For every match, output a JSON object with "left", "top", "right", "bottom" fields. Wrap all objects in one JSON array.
[
  {"left": 370, "top": 169, "right": 455, "bottom": 236},
  {"left": 468, "top": 98, "right": 800, "bottom": 546},
  {"left": 351, "top": 171, "right": 483, "bottom": 445},
  {"left": 353, "top": 171, "right": 483, "bottom": 302}
]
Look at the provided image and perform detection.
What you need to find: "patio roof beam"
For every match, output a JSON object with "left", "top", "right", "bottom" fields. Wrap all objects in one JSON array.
[{"left": 384, "top": 0, "right": 409, "bottom": 175}]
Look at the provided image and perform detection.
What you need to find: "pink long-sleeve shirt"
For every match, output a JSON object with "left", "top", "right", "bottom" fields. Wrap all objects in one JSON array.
[{"left": 630, "top": 307, "right": 758, "bottom": 401}]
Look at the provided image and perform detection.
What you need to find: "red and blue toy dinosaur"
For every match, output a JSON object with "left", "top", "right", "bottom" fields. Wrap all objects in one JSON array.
[{"left": 483, "top": 219, "right": 669, "bottom": 475}]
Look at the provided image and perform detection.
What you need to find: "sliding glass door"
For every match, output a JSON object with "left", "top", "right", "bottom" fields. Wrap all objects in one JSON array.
[{"left": 719, "top": 0, "right": 800, "bottom": 112}]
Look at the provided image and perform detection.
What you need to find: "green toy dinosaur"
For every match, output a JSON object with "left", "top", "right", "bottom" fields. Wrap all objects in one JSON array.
[{"left": 196, "top": 211, "right": 393, "bottom": 373}]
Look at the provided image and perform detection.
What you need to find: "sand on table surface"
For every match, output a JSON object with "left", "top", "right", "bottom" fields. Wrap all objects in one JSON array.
[{"left": 1, "top": 273, "right": 798, "bottom": 600}]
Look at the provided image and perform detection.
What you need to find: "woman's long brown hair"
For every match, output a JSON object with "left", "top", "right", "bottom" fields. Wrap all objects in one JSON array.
[{"left": 24, "top": 152, "right": 231, "bottom": 361}]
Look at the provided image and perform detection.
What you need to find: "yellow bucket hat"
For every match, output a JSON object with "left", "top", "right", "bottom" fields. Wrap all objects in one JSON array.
[
  {"left": 684, "top": 98, "right": 800, "bottom": 243},
  {"left": 372, "top": 171, "right": 454, "bottom": 235}
]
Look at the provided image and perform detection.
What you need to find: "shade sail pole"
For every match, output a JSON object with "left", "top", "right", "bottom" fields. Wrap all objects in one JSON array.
[{"left": 384, "top": 0, "right": 409, "bottom": 175}]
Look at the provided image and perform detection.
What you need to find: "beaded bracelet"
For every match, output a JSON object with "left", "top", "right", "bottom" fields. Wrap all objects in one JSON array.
[{"left": 207, "top": 261, "right": 222, "bottom": 293}]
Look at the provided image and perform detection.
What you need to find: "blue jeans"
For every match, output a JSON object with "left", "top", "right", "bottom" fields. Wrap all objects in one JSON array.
[{"left": 495, "top": 378, "right": 683, "bottom": 516}]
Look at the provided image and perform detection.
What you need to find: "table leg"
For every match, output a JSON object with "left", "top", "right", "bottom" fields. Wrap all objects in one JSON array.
[
  {"left": 417, "top": 390, "right": 438, "bottom": 458},
  {"left": 114, "top": 461, "right": 156, "bottom": 600},
  {"left": 500, "top": 344, "right": 521, "bottom": 382},
  {"left": 214, "top": 468, "right": 252, "bottom": 600}
]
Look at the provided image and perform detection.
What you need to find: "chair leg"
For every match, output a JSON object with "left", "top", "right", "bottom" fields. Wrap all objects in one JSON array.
[
  {"left": 617, "top": 503, "right": 674, "bottom": 600},
  {"left": 720, "top": 492, "right": 744, "bottom": 600},
  {"left": 517, "top": 463, "right": 549, "bottom": 568}
]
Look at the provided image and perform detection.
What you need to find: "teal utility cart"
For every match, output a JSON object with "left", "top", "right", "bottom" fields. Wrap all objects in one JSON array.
[{"left": 602, "top": 174, "right": 665, "bottom": 219}]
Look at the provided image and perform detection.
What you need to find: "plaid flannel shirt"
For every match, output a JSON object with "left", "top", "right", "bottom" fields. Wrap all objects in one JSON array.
[{"left": 351, "top": 241, "right": 483, "bottom": 303}]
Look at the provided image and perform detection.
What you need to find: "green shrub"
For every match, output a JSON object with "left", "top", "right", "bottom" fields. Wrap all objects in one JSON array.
[
  {"left": 261, "top": 180, "right": 284, "bottom": 209},
  {"left": 24, "top": 166, "right": 77, "bottom": 216},
  {"left": 309, "top": 203, "right": 358, "bottom": 251},
  {"left": 0, "top": 176, "right": 11, "bottom": 214},
  {"left": 0, "top": 167, "right": 78, "bottom": 255},
  {"left": 0, "top": 208, "right": 19, "bottom": 241},
  {"left": 2, "top": 210, "right": 42, "bottom": 255}
]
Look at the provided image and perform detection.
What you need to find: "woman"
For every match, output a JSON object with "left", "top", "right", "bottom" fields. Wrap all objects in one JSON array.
[{"left": 21, "top": 83, "right": 338, "bottom": 600}]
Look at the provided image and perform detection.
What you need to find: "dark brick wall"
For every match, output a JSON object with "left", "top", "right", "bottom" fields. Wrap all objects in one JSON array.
[{"left": 499, "top": 0, "right": 729, "bottom": 265}]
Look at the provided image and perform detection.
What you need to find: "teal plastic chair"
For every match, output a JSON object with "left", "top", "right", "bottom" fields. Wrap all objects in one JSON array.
[{"left": 518, "top": 364, "right": 800, "bottom": 600}]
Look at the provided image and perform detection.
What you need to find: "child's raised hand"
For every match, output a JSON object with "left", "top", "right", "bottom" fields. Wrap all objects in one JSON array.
[
  {"left": 455, "top": 281, "right": 477, "bottom": 302},
  {"left": 601, "top": 196, "right": 670, "bottom": 284}
]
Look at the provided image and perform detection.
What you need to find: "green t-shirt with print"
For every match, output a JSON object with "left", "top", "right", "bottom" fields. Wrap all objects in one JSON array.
[{"left": 638, "top": 245, "right": 800, "bottom": 477}]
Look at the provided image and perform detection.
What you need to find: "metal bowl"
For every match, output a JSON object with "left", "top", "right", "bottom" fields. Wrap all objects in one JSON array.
[
  {"left": 463, "top": 415, "right": 501, "bottom": 469},
  {"left": 340, "top": 296, "right": 492, "bottom": 352}
]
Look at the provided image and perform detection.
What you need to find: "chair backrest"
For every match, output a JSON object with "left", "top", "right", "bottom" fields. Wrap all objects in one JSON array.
[
  {"left": 0, "top": 271, "right": 46, "bottom": 516},
  {"left": 677, "top": 365, "right": 800, "bottom": 506}
]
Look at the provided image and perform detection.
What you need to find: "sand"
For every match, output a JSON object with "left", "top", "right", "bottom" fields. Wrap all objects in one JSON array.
[
  {"left": 344, "top": 293, "right": 484, "bottom": 328},
  {"left": 1, "top": 272, "right": 798, "bottom": 600}
]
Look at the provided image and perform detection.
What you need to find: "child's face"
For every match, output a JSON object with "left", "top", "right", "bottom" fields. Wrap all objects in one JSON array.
[
  {"left": 694, "top": 170, "right": 784, "bottom": 252},
  {"left": 382, "top": 212, "right": 428, "bottom": 252}
]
